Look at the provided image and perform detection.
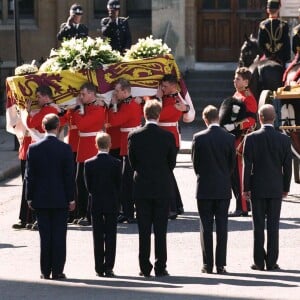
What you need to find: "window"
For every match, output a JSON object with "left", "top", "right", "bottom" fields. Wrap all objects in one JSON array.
[{"left": 0, "top": 0, "right": 34, "bottom": 24}]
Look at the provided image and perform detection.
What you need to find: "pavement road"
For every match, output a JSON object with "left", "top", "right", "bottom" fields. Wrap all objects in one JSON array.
[{"left": 0, "top": 126, "right": 300, "bottom": 299}]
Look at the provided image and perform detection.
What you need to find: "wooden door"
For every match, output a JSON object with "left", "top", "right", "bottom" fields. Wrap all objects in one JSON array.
[{"left": 197, "top": 0, "right": 265, "bottom": 61}]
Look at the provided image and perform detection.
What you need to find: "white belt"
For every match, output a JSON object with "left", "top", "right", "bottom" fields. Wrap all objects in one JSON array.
[
  {"left": 158, "top": 122, "right": 177, "bottom": 127},
  {"left": 120, "top": 126, "right": 140, "bottom": 132},
  {"left": 79, "top": 131, "right": 98, "bottom": 137},
  {"left": 69, "top": 125, "right": 77, "bottom": 130}
]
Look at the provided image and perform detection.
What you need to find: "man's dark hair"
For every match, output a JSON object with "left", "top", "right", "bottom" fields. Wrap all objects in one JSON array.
[
  {"left": 115, "top": 78, "right": 131, "bottom": 93},
  {"left": 42, "top": 113, "right": 60, "bottom": 131},
  {"left": 235, "top": 67, "right": 252, "bottom": 82},
  {"left": 36, "top": 85, "right": 53, "bottom": 98},
  {"left": 161, "top": 74, "right": 178, "bottom": 84},
  {"left": 144, "top": 99, "right": 162, "bottom": 120},
  {"left": 80, "top": 82, "right": 97, "bottom": 94}
]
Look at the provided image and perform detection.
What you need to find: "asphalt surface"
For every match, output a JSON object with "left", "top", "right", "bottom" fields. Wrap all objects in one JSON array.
[{"left": 0, "top": 124, "right": 300, "bottom": 300}]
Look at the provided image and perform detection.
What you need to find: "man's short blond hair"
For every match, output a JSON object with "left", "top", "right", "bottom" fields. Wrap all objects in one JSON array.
[
  {"left": 202, "top": 105, "right": 219, "bottom": 123},
  {"left": 95, "top": 132, "right": 111, "bottom": 150}
]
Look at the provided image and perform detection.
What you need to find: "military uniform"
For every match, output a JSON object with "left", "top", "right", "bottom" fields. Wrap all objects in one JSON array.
[
  {"left": 57, "top": 23, "right": 88, "bottom": 41},
  {"left": 258, "top": 18, "right": 291, "bottom": 66},
  {"left": 231, "top": 90, "right": 257, "bottom": 214},
  {"left": 292, "top": 24, "right": 300, "bottom": 55},
  {"left": 72, "top": 103, "right": 106, "bottom": 222},
  {"left": 100, "top": 17, "right": 132, "bottom": 54},
  {"left": 107, "top": 96, "right": 142, "bottom": 221}
]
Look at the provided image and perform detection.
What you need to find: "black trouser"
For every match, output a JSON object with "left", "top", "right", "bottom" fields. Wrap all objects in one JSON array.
[
  {"left": 136, "top": 196, "right": 169, "bottom": 275},
  {"left": 36, "top": 208, "right": 68, "bottom": 277},
  {"left": 251, "top": 197, "right": 282, "bottom": 269},
  {"left": 19, "top": 160, "right": 35, "bottom": 224},
  {"left": 120, "top": 156, "right": 134, "bottom": 219},
  {"left": 197, "top": 198, "right": 230, "bottom": 269},
  {"left": 76, "top": 162, "right": 90, "bottom": 220},
  {"left": 91, "top": 212, "right": 117, "bottom": 274}
]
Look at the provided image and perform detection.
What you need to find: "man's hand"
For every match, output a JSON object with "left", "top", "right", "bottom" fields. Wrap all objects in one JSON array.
[
  {"left": 223, "top": 123, "right": 235, "bottom": 132},
  {"left": 69, "top": 201, "right": 76, "bottom": 212},
  {"left": 282, "top": 192, "right": 288, "bottom": 198}
]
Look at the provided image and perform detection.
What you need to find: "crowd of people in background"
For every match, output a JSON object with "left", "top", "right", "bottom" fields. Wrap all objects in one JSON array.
[{"left": 9, "top": 0, "right": 297, "bottom": 280}]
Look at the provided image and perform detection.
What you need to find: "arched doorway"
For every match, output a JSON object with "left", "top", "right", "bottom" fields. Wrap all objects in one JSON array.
[{"left": 197, "top": 0, "right": 265, "bottom": 61}]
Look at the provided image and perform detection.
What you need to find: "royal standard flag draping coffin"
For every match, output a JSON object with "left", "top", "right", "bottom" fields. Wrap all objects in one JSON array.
[{"left": 6, "top": 54, "right": 195, "bottom": 139}]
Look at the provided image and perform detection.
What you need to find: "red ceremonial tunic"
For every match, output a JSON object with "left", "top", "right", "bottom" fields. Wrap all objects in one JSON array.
[
  {"left": 26, "top": 105, "right": 59, "bottom": 133},
  {"left": 72, "top": 104, "right": 106, "bottom": 162},
  {"left": 18, "top": 135, "right": 32, "bottom": 160},
  {"left": 158, "top": 95, "right": 183, "bottom": 148},
  {"left": 233, "top": 90, "right": 257, "bottom": 131},
  {"left": 61, "top": 110, "right": 79, "bottom": 153},
  {"left": 108, "top": 98, "right": 142, "bottom": 156}
]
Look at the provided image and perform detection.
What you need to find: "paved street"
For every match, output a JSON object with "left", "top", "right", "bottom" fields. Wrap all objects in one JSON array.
[{"left": 0, "top": 126, "right": 300, "bottom": 299}]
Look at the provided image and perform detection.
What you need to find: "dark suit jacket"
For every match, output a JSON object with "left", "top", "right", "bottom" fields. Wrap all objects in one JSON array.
[
  {"left": 25, "top": 135, "right": 75, "bottom": 208},
  {"left": 192, "top": 125, "right": 236, "bottom": 200},
  {"left": 128, "top": 123, "right": 177, "bottom": 199},
  {"left": 84, "top": 153, "right": 122, "bottom": 213},
  {"left": 243, "top": 125, "right": 292, "bottom": 198}
]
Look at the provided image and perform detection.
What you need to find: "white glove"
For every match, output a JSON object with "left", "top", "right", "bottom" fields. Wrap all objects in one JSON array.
[{"left": 223, "top": 123, "right": 235, "bottom": 132}]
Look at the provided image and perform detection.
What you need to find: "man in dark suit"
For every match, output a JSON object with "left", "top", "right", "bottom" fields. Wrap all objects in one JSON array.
[
  {"left": 25, "top": 113, "right": 75, "bottom": 280},
  {"left": 243, "top": 104, "right": 292, "bottom": 270},
  {"left": 128, "top": 100, "right": 177, "bottom": 277},
  {"left": 243, "top": 104, "right": 292, "bottom": 271},
  {"left": 192, "top": 105, "right": 236, "bottom": 274},
  {"left": 84, "top": 132, "right": 122, "bottom": 277}
]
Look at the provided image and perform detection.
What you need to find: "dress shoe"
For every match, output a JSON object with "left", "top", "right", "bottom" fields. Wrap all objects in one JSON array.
[
  {"left": 266, "top": 264, "right": 280, "bottom": 271},
  {"left": 12, "top": 222, "right": 26, "bottom": 229},
  {"left": 177, "top": 207, "right": 184, "bottom": 215},
  {"left": 228, "top": 210, "right": 248, "bottom": 217},
  {"left": 139, "top": 271, "right": 151, "bottom": 278},
  {"left": 96, "top": 272, "right": 105, "bottom": 277},
  {"left": 201, "top": 266, "right": 212, "bottom": 274},
  {"left": 155, "top": 269, "right": 169, "bottom": 277},
  {"left": 40, "top": 274, "right": 50, "bottom": 279},
  {"left": 77, "top": 217, "right": 91, "bottom": 226},
  {"left": 251, "top": 264, "right": 264, "bottom": 271},
  {"left": 105, "top": 270, "right": 115, "bottom": 277},
  {"left": 72, "top": 218, "right": 79, "bottom": 225},
  {"left": 52, "top": 273, "right": 66, "bottom": 280},
  {"left": 216, "top": 266, "right": 227, "bottom": 274},
  {"left": 117, "top": 215, "right": 128, "bottom": 223},
  {"left": 168, "top": 212, "right": 177, "bottom": 220},
  {"left": 127, "top": 218, "right": 137, "bottom": 224},
  {"left": 31, "top": 221, "right": 38, "bottom": 231},
  {"left": 25, "top": 223, "right": 33, "bottom": 229}
]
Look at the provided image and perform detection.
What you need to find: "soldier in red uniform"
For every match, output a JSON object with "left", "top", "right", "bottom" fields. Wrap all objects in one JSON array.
[
  {"left": 107, "top": 78, "right": 143, "bottom": 223},
  {"left": 12, "top": 132, "right": 35, "bottom": 229},
  {"left": 222, "top": 67, "right": 257, "bottom": 217},
  {"left": 23, "top": 85, "right": 61, "bottom": 229},
  {"left": 71, "top": 82, "right": 106, "bottom": 225},
  {"left": 156, "top": 74, "right": 191, "bottom": 218},
  {"left": 26, "top": 85, "right": 61, "bottom": 141}
]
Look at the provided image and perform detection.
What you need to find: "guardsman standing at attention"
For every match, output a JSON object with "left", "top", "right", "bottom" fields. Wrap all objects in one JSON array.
[
  {"left": 107, "top": 78, "right": 142, "bottom": 224},
  {"left": 100, "top": 0, "right": 132, "bottom": 54},
  {"left": 258, "top": 0, "right": 291, "bottom": 66},
  {"left": 71, "top": 82, "right": 106, "bottom": 226}
]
